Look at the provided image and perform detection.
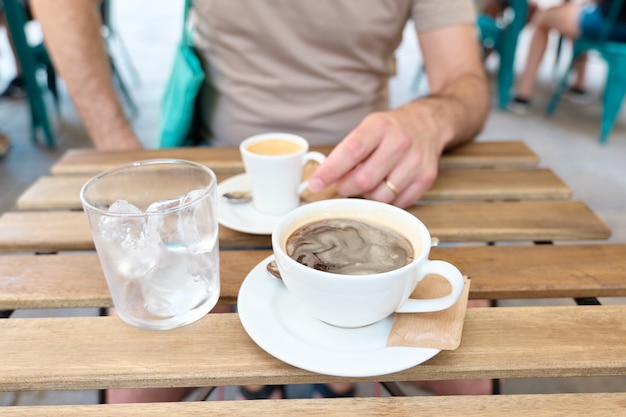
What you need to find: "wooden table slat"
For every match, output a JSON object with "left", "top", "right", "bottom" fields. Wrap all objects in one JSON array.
[
  {"left": 438, "top": 140, "right": 540, "bottom": 169},
  {"left": 2, "top": 244, "right": 626, "bottom": 310},
  {"left": 0, "top": 200, "right": 609, "bottom": 254},
  {"left": 406, "top": 200, "right": 611, "bottom": 242},
  {"left": 1, "top": 306, "right": 625, "bottom": 391},
  {"left": 50, "top": 141, "right": 540, "bottom": 176},
  {"left": 0, "top": 393, "right": 624, "bottom": 417},
  {"left": 16, "top": 168, "right": 572, "bottom": 211}
]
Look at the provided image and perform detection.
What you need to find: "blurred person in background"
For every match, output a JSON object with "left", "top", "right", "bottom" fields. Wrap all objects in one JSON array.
[{"left": 509, "top": 0, "right": 626, "bottom": 114}]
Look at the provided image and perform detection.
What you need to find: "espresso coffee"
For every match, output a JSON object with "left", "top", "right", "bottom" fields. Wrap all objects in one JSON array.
[
  {"left": 286, "top": 218, "right": 413, "bottom": 275},
  {"left": 246, "top": 139, "right": 302, "bottom": 156}
]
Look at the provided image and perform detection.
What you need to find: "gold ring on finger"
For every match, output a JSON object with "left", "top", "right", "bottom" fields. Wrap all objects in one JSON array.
[{"left": 384, "top": 179, "right": 399, "bottom": 196}]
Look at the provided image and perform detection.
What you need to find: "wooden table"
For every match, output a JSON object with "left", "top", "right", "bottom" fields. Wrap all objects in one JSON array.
[{"left": 1, "top": 141, "right": 624, "bottom": 416}]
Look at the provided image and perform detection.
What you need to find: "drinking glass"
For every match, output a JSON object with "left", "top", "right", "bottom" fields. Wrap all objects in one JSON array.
[{"left": 80, "top": 159, "right": 220, "bottom": 330}]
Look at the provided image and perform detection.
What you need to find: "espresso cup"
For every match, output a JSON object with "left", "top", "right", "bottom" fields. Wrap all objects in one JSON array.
[
  {"left": 271, "top": 198, "right": 465, "bottom": 328},
  {"left": 240, "top": 133, "right": 326, "bottom": 215}
]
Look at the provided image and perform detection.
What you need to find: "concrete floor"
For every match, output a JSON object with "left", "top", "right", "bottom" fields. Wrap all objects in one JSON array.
[{"left": 1, "top": 0, "right": 625, "bottom": 406}]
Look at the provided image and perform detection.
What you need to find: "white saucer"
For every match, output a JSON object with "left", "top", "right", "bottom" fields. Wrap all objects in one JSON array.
[
  {"left": 217, "top": 174, "right": 284, "bottom": 235},
  {"left": 237, "top": 255, "right": 441, "bottom": 377}
]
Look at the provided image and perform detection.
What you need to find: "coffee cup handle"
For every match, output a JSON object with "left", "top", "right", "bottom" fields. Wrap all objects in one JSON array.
[
  {"left": 297, "top": 151, "right": 327, "bottom": 193},
  {"left": 395, "top": 260, "right": 465, "bottom": 313}
]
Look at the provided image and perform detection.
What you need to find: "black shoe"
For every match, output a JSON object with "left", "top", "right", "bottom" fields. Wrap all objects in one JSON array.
[
  {"left": 0, "top": 76, "right": 26, "bottom": 99},
  {"left": 565, "top": 86, "right": 593, "bottom": 105},
  {"left": 507, "top": 96, "right": 531, "bottom": 115}
]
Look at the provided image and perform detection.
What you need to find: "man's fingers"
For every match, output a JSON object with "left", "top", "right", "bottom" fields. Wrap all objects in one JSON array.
[
  {"left": 334, "top": 127, "right": 412, "bottom": 196},
  {"left": 365, "top": 176, "right": 432, "bottom": 209},
  {"left": 307, "top": 118, "right": 383, "bottom": 192}
]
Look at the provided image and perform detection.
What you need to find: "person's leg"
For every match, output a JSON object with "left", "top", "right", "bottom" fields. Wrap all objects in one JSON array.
[
  {"left": 481, "top": 0, "right": 507, "bottom": 19},
  {"left": 514, "top": 3, "right": 584, "bottom": 101},
  {"left": 412, "top": 378, "right": 494, "bottom": 396},
  {"left": 526, "top": 1, "right": 538, "bottom": 25},
  {"left": 562, "top": 52, "right": 594, "bottom": 105},
  {"left": 106, "top": 387, "right": 195, "bottom": 403},
  {"left": 0, "top": 132, "right": 10, "bottom": 158},
  {"left": 239, "top": 385, "right": 286, "bottom": 400},
  {"left": 312, "top": 382, "right": 355, "bottom": 398},
  {"left": 571, "top": 52, "right": 588, "bottom": 92},
  {"left": 240, "top": 382, "right": 355, "bottom": 399}
]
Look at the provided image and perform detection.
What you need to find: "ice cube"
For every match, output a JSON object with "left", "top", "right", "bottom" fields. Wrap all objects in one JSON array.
[
  {"left": 146, "top": 195, "right": 186, "bottom": 247},
  {"left": 108, "top": 199, "right": 142, "bottom": 215},
  {"left": 146, "top": 196, "right": 185, "bottom": 213},
  {"left": 98, "top": 200, "right": 150, "bottom": 249},
  {"left": 141, "top": 252, "right": 192, "bottom": 316},
  {"left": 115, "top": 245, "right": 158, "bottom": 279},
  {"left": 95, "top": 199, "right": 159, "bottom": 279},
  {"left": 179, "top": 189, "right": 218, "bottom": 254},
  {"left": 140, "top": 248, "right": 216, "bottom": 318}
]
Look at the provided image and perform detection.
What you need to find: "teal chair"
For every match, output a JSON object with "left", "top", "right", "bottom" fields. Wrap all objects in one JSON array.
[
  {"left": 546, "top": 0, "right": 626, "bottom": 144},
  {"left": 476, "top": 0, "right": 528, "bottom": 109},
  {"left": 3, "top": 0, "right": 57, "bottom": 147}
]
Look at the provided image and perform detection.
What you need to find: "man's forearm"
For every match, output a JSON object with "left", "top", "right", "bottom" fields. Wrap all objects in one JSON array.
[
  {"left": 31, "top": 0, "right": 141, "bottom": 150},
  {"left": 400, "top": 71, "right": 490, "bottom": 153},
  {"left": 410, "top": 23, "right": 491, "bottom": 153}
]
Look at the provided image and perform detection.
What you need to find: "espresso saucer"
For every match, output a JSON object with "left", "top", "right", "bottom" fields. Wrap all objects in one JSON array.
[
  {"left": 217, "top": 174, "right": 286, "bottom": 235},
  {"left": 237, "top": 255, "right": 441, "bottom": 377}
]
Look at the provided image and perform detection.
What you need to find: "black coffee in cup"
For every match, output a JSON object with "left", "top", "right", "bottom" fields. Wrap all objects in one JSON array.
[{"left": 286, "top": 218, "right": 413, "bottom": 275}]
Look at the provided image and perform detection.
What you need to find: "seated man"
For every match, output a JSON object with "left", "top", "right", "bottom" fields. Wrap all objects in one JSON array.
[{"left": 31, "top": 0, "right": 491, "bottom": 402}]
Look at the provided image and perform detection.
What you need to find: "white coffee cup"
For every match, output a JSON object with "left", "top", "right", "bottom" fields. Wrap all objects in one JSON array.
[
  {"left": 240, "top": 133, "right": 326, "bottom": 215},
  {"left": 271, "top": 198, "right": 465, "bottom": 328}
]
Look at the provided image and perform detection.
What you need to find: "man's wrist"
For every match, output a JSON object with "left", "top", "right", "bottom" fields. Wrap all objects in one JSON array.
[
  {"left": 394, "top": 100, "right": 453, "bottom": 155},
  {"left": 92, "top": 126, "right": 143, "bottom": 151}
]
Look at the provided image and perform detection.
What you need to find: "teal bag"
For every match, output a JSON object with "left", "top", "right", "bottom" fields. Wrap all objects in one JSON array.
[{"left": 158, "top": 0, "right": 205, "bottom": 148}]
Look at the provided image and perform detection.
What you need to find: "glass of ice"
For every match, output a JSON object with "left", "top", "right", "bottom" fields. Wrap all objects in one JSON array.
[{"left": 80, "top": 159, "right": 220, "bottom": 330}]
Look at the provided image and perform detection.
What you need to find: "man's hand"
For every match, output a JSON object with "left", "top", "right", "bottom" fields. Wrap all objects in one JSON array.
[
  {"left": 308, "top": 23, "right": 490, "bottom": 208},
  {"left": 308, "top": 106, "right": 443, "bottom": 208}
]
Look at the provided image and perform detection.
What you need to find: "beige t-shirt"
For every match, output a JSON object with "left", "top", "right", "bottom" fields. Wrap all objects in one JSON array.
[{"left": 191, "top": 0, "right": 476, "bottom": 146}]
